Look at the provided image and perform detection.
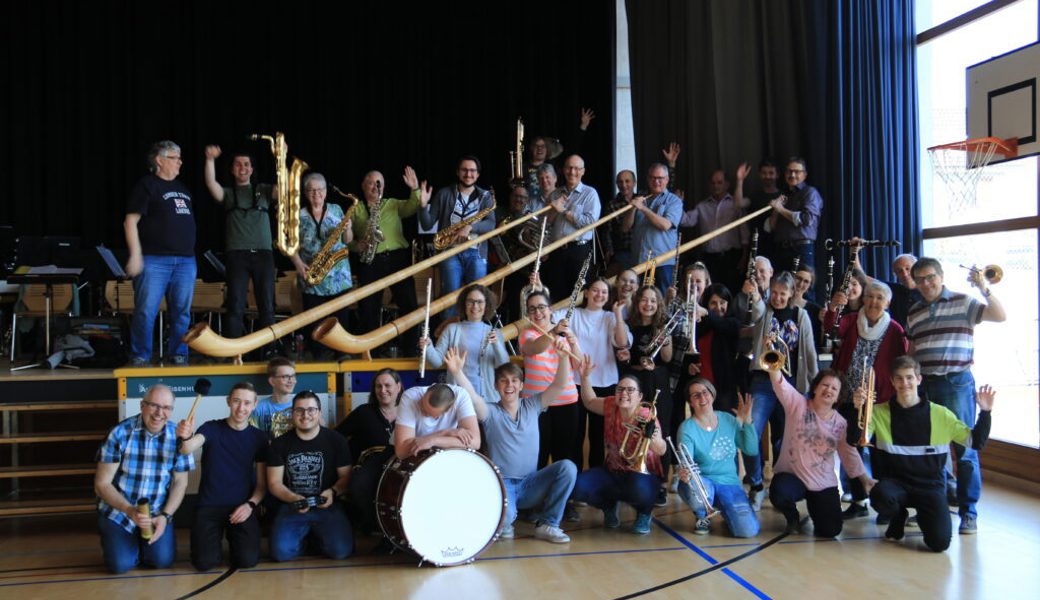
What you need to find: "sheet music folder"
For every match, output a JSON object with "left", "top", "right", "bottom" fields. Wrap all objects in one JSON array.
[{"left": 96, "top": 245, "right": 128, "bottom": 280}]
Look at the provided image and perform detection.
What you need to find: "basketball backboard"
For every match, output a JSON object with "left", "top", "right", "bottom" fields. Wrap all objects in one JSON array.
[{"left": 967, "top": 40, "right": 1039, "bottom": 164}]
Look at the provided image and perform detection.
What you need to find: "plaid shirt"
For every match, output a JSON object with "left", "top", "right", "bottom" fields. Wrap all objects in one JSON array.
[{"left": 96, "top": 415, "right": 194, "bottom": 533}]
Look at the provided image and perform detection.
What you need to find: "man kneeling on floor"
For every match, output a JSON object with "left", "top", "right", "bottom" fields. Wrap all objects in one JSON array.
[
  {"left": 452, "top": 346, "right": 577, "bottom": 543},
  {"left": 266, "top": 391, "right": 353, "bottom": 561},
  {"left": 94, "top": 384, "right": 194, "bottom": 574},
  {"left": 851, "top": 355, "right": 994, "bottom": 552}
]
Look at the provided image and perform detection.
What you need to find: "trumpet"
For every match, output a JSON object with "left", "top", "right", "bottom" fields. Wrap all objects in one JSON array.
[
  {"left": 758, "top": 325, "right": 791, "bottom": 376},
  {"left": 667, "top": 436, "right": 719, "bottom": 522},
  {"left": 960, "top": 263, "right": 1003, "bottom": 285},
  {"left": 640, "top": 306, "right": 683, "bottom": 367},
  {"left": 619, "top": 390, "right": 660, "bottom": 474},
  {"left": 857, "top": 357, "right": 875, "bottom": 448}
]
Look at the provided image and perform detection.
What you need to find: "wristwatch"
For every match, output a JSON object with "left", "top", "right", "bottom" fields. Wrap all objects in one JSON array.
[{"left": 159, "top": 511, "right": 173, "bottom": 522}]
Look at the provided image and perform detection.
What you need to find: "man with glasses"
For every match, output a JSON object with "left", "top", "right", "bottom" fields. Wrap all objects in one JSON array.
[
  {"left": 679, "top": 164, "right": 752, "bottom": 295},
  {"left": 176, "top": 382, "right": 267, "bottom": 571},
  {"left": 123, "top": 140, "right": 197, "bottom": 366},
  {"left": 765, "top": 156, "right": 822, "bottom": 277},
  {"left": 905, "top": 257, "right": 1006, "bottom": 534},
  {"left": 252, "top": 357, "right": 298, "bottom": 439},
  {"left": 267, "top": 391, "right": 353, "bottom": 561},
  {"left": 623, "top": 163, "right": 682, "bottom": 293},
  {"left": 543, "top": 154, "right": 601, "bottom": 297},
  {"left": 94, "top": 384, "right": 194, "bottom": 573},
  {"left": 418, "top": 156, "right": 496, "bottom": 318}
]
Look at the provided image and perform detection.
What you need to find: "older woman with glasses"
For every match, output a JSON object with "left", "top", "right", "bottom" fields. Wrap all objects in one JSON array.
[
  {"left": 421, "top": 284, "right": 509, "bottom": 402},
  {"left": 574, "top": 364, "right": 666, "bottom": 535},
  {"left": 675, "top": 379, "right": 759, "bottom": 537},
  {"left": 290, "top": 172, "right": 353, "bottom": 360},
  {"left": 520, "top": 290, "right": 582, "bottom": 470}
]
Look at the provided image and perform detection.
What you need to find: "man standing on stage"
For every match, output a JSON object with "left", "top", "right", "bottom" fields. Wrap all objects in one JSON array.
[
  {"left": 124, "top": 140, "right": 196, "bottom": 366},
  {"left": 543, "top": 154, "right": 601, "bottom": 296},
  {"left": 203, "top": 145, "right": 277, "bottom": 357},
  {"left": 766, "top": 157, "right": 822, "bottom": 274},
  {"left": 679, "top": 164, "right": 751, "bottom": 294},
  {"left": 94, "top": 384, "right": 194, "bottom": 573},
  {"left": 176, "top": 382, "right": 267, "bottom": 571},
  {"left": 267, "top": 391, "right": 353, "bottom": 561},
  {"left": 624, "top": 163, "right": 682, "bottom": 293}
]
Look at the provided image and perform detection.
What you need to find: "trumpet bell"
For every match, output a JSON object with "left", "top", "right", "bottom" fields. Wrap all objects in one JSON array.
[
  {"left": 983, "top": 264, "right": 1003, "bottom": 284},
  {"left": 758, "top": 350, "right": 785, "bottom": 372}
]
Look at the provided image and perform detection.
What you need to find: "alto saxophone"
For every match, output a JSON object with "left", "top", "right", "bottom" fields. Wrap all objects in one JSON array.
[
  {"left": 251, "top": 132, "right": 307, "bottom": 257},
  {"left": 433, "top": 190, "right": 497, "bottom": 251},
  {"left": 359, "top": 196, "right": 385, "bottom": 265},
  {"left": 304, "top": 193, "right": 358, "bottom": 287}
]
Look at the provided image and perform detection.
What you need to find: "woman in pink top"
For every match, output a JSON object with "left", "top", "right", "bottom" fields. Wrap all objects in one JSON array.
[
  {"left": 520, "top": 290, "right": 581, "bottom": 469},
  {"left": 765, "top": 365, "right": 875, "bottom": 537}
]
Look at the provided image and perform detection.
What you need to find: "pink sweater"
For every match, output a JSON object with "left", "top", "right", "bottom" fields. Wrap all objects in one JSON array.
[{"left": 772, "top": 377, "right": 866, "bottom": 491}]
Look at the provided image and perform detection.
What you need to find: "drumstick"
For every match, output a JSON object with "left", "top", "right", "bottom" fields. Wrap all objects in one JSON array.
[
  {"left": 524, "top": 319, "right": 581, "bottom": 362},
  {"left": 187, "top": 378, "right": 212, "bottom": 422}
]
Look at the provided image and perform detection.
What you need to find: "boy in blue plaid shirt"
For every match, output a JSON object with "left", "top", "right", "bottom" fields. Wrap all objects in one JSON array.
[{"left": 94, "top": 384, "right": 194, "bottom": 573}]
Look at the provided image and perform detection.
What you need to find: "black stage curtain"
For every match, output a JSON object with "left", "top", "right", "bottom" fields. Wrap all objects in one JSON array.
[
  {"left": 0, "top": 1, "right": 615, "bottom": 269},
  {"left": 625, "top": 0, "right": 920, "bottom": 282}
]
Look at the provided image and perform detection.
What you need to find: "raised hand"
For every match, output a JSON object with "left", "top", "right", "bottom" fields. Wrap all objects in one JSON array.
[
  {"left": 402, "top": 165, "right": 419, "bottom": 190},
  {"left": 580, "top": 107, "right": 596, "bottom": 130},
  {"left": 976, "top": 384, "right": 996, "bottom": 411},
  {"left": 735, "top": 392, "right": 754, "bottom": 425},
  {"left": 735, "top": 161, "right": 750, "bottom": 182},
  {"left": 579, "top": 353, "right": 596, "bottom": 379},
  {"left": 419, "top": 181, "right": 432, "bottom": 207},
  {"left": 443, "top": 346, "right": 468, "bottom": 373},
  {"left": 661, "top": 142, "right": 681, "bottom": 166},
  {"left": 204, "top": 145, "right": 221, "bottom": 160}
]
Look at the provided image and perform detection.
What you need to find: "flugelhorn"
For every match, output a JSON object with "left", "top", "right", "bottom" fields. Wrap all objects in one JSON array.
[
  {"left": 251, "top": 132, "right": 307, "bottom": 257},
  {"left": 758, "top": 325, "right": 790, "bottom": 375},
  {"left": 960, "top": 263, "right": 1003, "bottom": 285},
  {"left": 667, "top": 436, "right": 719, "bottom": 521},
  {"left": 620, "top": 390, "right": 660, "bottom": 474},
  {"left": 857, "top": 357, "right": 875, "bottom": 448}
]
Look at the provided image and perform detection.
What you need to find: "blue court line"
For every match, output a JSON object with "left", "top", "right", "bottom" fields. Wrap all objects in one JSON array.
[{"left": 652, "top": 518, "right": 771, "bottom": 599}]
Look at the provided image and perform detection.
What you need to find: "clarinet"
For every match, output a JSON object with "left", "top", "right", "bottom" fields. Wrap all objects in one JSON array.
[{"left": 744, "top": 229, "right": 759, "bottom": 323}]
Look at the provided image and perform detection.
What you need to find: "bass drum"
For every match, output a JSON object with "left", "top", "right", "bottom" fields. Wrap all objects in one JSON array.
[{"left": 376, "top": 448, "right": 506, "bottom": 567}]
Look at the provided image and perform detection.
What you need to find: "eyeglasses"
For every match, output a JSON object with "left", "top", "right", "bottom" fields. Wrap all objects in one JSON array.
[
  {"left": 142, "top": 399, "right": 173, "bottom": 413},
  {"left": 527, "top": 304, "right": 549, "bottom": 312},
  {"left": 913, "top": 273, "right": 939, "bottom": 284},
  {"left": 465, "top": 299, "right": 486, "bottom": 305},
  {"left": 688, "top": 391, "right": 711, "bottom": 400},
  {"left": 786, "top": 168, "right": 805, "bottom": 174},
  {"left": 305, "top": 188, "right": 326, "bottom": 194},
  {"left": 292, "top": 407, "right": 320, "bottom": 416},
  {"left": 273, "top": 374, "right": 297, "bottom": 381},
  {"left": 459, "top": 168, "right": 479, "bottom": 174},
  {"left": 648, "top": 176, "right": 668, "bottom": 181},
  {"left": 563, "top": 166, "right": 584, "bottom": 172},
  {"left": 161, "top": 154, "right": 182, "bottom": 161},
  {"left": 616, "top": 385, "right": 639, "bottom": 394}
]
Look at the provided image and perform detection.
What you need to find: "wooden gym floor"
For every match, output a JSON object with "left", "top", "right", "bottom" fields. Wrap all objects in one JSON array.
[{"left": 0, "top": 481, "right": 1038, "bottom": 600}]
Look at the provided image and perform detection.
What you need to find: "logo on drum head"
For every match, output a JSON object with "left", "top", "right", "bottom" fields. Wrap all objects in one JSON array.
[{"left": 441, "top": 546, "right": 465, "bottom": 558}]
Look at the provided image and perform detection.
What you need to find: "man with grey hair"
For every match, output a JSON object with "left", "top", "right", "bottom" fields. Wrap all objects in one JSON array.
[
  {"left": 624, "top": 163, "right": 683, "bottom": 293},
  {"left": 543, "top": 154, "right": 601, "bottom": 297},
  {"left": 94, "top": 384, "right": 194, "bottom": 573},
  {"left": 124, "top": 141, "right": 197, "bottom": 366},
  {"left": 888, "top": 253, "right": 920, "bottom": 328}
]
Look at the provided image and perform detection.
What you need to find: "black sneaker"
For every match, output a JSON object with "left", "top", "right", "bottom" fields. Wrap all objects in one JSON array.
[
  {"left": 842, "top": 502, "right": 868, "bottom": 520},
  {"left": 655, "top": 487, "right": 668, "bottom": 507},
  {"left": 875, "top": 514, "right": 891, "bottom": 525},
  {"left": 784, "top": 511, "right": 801, "bottom": 534},
  {"left": 885, "top": 508, "right": 909, "bottom": 541}
]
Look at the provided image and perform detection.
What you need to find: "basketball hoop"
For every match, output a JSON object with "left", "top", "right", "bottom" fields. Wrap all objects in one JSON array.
[{"left": 927, "top": 137, "right": 1017, "bottom": 213}]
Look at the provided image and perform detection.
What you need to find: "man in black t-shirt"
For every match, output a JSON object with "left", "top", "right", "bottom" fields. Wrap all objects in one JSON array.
[
  {"left": 267, "top": 392, "right": 353, "bottom": 561},
  {"left": 124, "top": 140, "right": 197, "bottom": 366}
]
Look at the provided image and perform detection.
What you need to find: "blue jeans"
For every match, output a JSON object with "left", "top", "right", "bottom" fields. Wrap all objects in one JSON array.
[
  {"left": 130, "top": 255, "right": 196, "bottom": 360},
  {"left": 270, "top": 503, "right": 353, "bottom": 561},
  {"left": 440, "top": 248, "right": 487, "bottom": 317},
  {"left": 97, "top": 513, "right": 176, "bottom": 574},
  {"left": 503, "top": 460, "right": 578, "bottom": 527},
  {"left": 921, "top": 371, "right": 981, "bottom": 518},
  {"left": 572, "top": 467, "right": 661, "bottom": 515},
  {"left": 678, "top": 479, "right": 760, "bottom": 538},
  {"left": 742, "top": 373, "right": 782, "bottom": 487}
]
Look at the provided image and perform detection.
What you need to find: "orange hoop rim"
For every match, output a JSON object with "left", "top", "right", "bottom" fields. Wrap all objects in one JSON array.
[{"left": 927, "top": 136, "right": 1018, "bottom": 159}]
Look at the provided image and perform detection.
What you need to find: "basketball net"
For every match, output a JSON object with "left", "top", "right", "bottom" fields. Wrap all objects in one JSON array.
[{"left": 927, "top": 137, "right": 1017, "bottom": 215}]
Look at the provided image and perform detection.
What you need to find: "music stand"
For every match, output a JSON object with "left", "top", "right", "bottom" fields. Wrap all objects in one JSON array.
[{"left": 8, "top": 267, "right": 82, "bottom": 371}]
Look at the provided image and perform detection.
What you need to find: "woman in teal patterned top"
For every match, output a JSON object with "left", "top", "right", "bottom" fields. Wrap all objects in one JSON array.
[{"left": 291, "top": 172, "right": 353, "bottom": 359}]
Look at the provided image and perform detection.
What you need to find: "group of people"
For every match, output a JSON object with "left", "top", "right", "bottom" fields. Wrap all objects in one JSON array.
[{"left": 109, "top": 131, "right": 1004, "bottom": 574}]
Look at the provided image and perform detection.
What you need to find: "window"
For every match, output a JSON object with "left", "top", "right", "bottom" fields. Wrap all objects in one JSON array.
[{"left": 917, "top": 0, "right": 1040, "bottom": 448}]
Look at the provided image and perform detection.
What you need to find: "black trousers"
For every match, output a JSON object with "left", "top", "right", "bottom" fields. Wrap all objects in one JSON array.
[
  {"left": 224, "top": 249, "right": 276, "bottom": 339},
  {"left": 543, "top": 242, "right": 591, "bottom": 304},
  {"left": 769, "top": 472, "right": 843, "bottom": 538},
  {"left": 357, "top": 248, "right": 419, "bottom": 355},
  {"left": 346, "top": 446, "right": 395, "bottom": 536},
  {"left": 701, "top": 248, "right": 743, "bottom": 299},
  {"left": 190, "top": 504, "right": 261, "bottom": 571},
  {"left": 538, "top": 402, "right": 582, "bottom": 469},
  {"left": 870, "top": 479, "right": 952, "bottom": 552}
]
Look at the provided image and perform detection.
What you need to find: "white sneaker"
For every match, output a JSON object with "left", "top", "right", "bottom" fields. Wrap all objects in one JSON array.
[
  {"left": 749, "top": 487, "right": 766, "bottom": 512},
  {"left": 499, "top": 524, "right": 515, "bottom": 539},
  {"left": 534, "top": 523, "right": 571, "bottom": 544}
]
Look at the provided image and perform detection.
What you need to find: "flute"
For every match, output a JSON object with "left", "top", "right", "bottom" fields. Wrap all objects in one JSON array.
[{"left": 418, "top": 280, "right": 432, "bottom": 378}]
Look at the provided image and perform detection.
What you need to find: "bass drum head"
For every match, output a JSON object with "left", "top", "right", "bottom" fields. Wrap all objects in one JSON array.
[{"left": 398, "top": 449, "right": 504, "bottom": 566}]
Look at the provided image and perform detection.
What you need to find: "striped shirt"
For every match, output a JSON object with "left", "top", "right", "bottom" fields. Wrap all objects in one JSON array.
[
  {"left": 906, "top": 288, "right": 984, "bottom": 376},
  {"left": 96, "top": 415, "right": 195, "bottom": 533},
  {"left": 520, "top": 328, "right": 578, "bottom": 405}
]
